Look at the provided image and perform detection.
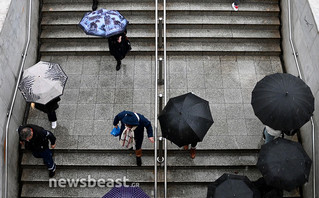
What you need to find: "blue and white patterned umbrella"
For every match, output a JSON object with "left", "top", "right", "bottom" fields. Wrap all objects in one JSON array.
[
  {"left": 18, "top": 61, "right": 68, "bottom": 105},
  {"left": 102, "top": 186, "right": 150, "bottom": 198},
  {"left": 79, "top": 9, "right": 128, "bottom": 38}
]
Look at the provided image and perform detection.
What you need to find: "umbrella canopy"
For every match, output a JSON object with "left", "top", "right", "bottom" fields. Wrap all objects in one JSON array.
[
  {"left": 158, "top": 92, "right": 214, "bottom": 147},
  {"left": 207, "top": 173, "right": 261, "bottom": 198},
  {"left": 79, "top": 9, "right": 128, "bottom": 38},
  {"left": 257, "top": 138, "right": 312, "bottom": 191},
  {"left": 102, "top": 186, "right": 150, "bottom": 198},
  {"left": 251, "top": 73, "right": 314, "bottom": 131},
  {"left": 18, "top": 61, "right": 68, "bottom": 105}
]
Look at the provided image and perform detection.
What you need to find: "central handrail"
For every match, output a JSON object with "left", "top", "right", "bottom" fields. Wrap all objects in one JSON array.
[
  {"left": 288, "top": 0, "right": 316, "bottom": 197},
  {"left": 163, "top": 0, "right": 168, "bottom": 197},
  {"left": 154, "top": 0, "right": 159, "bottom": 197}
]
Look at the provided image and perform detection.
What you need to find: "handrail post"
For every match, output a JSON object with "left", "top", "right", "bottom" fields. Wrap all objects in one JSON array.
[
  {"left": 158, "top": 18, "right": 163, "bottom": 48},
  {"left": 158, "top": 58, "right": 164, "bottom": 85},
  {"left": 157, "top": 137, "right": 164, "bottom": 164},
  {"left": 158, "top": 94, "right": 163, "bottom": 114}
]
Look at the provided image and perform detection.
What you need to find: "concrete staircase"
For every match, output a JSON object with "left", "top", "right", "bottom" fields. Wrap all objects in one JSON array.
[{"left": 20, "top": 0, "right": 301, "bottom": 197}]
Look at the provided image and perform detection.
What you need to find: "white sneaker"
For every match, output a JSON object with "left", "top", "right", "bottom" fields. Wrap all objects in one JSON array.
[
  {"left": 51, "top": 121, "right": 57, "bottom": 129},
  {"left": 232, "top": 2, "right": 239, "bottom": 11}
]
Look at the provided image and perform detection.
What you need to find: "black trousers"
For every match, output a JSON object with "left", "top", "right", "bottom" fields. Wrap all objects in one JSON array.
[{"left": 47, "top": 111, "right": 57, "bottom": 122}]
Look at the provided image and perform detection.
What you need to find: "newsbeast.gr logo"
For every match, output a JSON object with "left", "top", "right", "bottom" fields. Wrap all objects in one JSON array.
[{"left": 49, "top": 175, "right": 139, "bottom": 188}]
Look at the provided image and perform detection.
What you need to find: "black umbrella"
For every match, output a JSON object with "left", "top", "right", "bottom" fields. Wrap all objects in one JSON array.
[
  {"left": 207, "top": 173, "right": 261, "bottom": 198},
  {"left": 257, "top": 138, "right": 312, "bottom": 191},
  {"left": 158, "top": 92, "right": 214, "bottom": 147},
  {"left": 251, "top": 73, "right": 314, "bottom": 131}
]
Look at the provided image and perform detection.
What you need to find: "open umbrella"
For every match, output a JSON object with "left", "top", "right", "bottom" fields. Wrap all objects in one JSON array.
[
  {"left": 257, "top": 138, "right": 312, "bottom": 191},
  {"left": 18, "top": 61, "right": 68, "bottom": 105},
  {"left": 251, "top": 73, "right": 314, "bottom": 131},
  {"left": 158, "top": 92, "right": 214, "bottom": 147},
  {"left": 79, "top": 9, "right": 128, "bottom": 38},
  {"left": 102, "top": 186, "right": 150, "bottom": 198},
  {"left": 207, "top": 173, "right": 261, "bottom": 198}
]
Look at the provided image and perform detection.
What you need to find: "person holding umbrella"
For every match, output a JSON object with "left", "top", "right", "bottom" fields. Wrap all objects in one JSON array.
[
  {"left": 113, "top": 111, "right": 154, "bottom": 166},
  {"left": 257, "top": 138, "right": 312, "bottom": 191},
  {"left": 183, "top": 142, "right": 197, "bottom": 159},
  {"left": 252, "top": 177, "right": 283, "bottom": 198},
  {"left": 158, "top": 93, "right": 214, "bottom": 159},
  {"left": 207, "top": 173, "right": 261, "bottom": 198},
  {"left": 92, "top": 0, "right": 98, "bottom": 11},
  {"left": 18, "top": 124, "right": 57, "bottom": 178},
  {"left": 108, "top": 30, "right": 131, "bottom": 71},
  {"left": 31, "top": 96, "right": 61, "bottom": 129},
  {"left": 263, "top": 125, "right": 282, "bottom": 144},
  {"left": 79, "top": 9, "right": 130, "bottom": 71}
]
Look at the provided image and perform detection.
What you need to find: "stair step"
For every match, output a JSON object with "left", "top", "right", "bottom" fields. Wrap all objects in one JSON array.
[
  {"left": 166, "top": 12, "right": 280, "bottom": 24},
  {"left": 42, "top": 2, "right": 278, "bottom": 12},
  {"left": 40, "top": 26, "right": 155, "bottom": 39},
  {"left": 41, "top": 11, "right": 279, "bottom": 26},
  {"left": 43, "top": 0, "right": 279, "bottom": 3},
  {"left": 41, "top": 11, "right": 155, "bottom": 26},
  {"left": 39, "top": 39, "right": 280, "bottom": 56},
  {"left": 42, "top": 2, "right": 154, "bottom": 12},
  {"left": 19, "top": 135, "right": 264, "bottom": 150},
  {"left": 21, "top": 166, "right": 261, "bottom": 183},
  {"left": 21, "top": 181, "right": 300, "bottom": 198},
  {"left": 40, "top": 25, "right": 279, "bottom": 39},
  {"left": 21, "top": 150, "right": 259, "bottom": 167}
]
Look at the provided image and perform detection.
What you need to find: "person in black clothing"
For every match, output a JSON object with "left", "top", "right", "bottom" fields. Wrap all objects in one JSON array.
[
  {"left": 108, "top": 31, "right": 131, "bottom": 71},
  {"left": 92, "top": 0, "right": 98, "bottom": 11},
  {"left": 31, "top": 96, "right": 60, "bottom": 129},
  {"left": 252, "top": 177, "right": 283, "bottom": 198},
  {"left": 18, "top": 124, "right": 57, "bottom": 178}
]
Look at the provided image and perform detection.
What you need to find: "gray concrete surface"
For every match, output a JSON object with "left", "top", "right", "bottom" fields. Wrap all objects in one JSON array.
[
  {"left": 1, "top": 0, "right": 318, "bottom": 197},
  {"left": 0, "top": 0, "right": 39, "bottom": 197},
  {"left": 281, "top": 0, "right": 319, "bottom": 197}
]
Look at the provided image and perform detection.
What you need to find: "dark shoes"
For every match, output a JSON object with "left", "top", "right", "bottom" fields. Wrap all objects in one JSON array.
[
  {"left": 49, "top": 164, "right": 56, "bottom": 178},
  {"left": 92, "top": 0, "right": 98, "bottom": 11},
  {"left": 116, "top": 60, "right": 121, "bottom": 71},
  {"left": 136, "top": 157, "right": 142, "bottom": 166}
]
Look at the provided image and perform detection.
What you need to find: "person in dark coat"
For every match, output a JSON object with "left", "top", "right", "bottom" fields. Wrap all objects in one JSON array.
[
  {"left": 252, "top": 177, "right": 283, "bottom": 198},
  {"left": 108, "top": 31, "right": 131, "bottom": 71},
  {"left": 31, "top": 96, "right": 60, "bottom": 129},
  {"left": 92, "top": 0, "right": 98, "bottom": 11},
  {"left": 18, "top": 124, "right": 57, "bottom": 178},
  {"left": 113, "top": 111, "right": 154, "bottom": 166}
]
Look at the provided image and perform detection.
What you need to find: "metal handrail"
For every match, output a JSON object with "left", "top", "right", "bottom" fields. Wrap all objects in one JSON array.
[
  {"left": 4, "top": 0, "right": 32, "bottom": 198},
  {"left": 154, "top": 0, "right": 159, "bottom": 197},
  {"left": 288, "top": 0, "right": 316, "bottom": 197},
  {"left": 163, "top": 0, "right": 168, "bottom": 197}
]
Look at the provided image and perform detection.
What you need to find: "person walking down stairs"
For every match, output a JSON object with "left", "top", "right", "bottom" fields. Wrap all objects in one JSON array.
[
  {"left": 184, "top": 142, "right": 197, "bottom": 159},
  {"left": 31, "top": 96, "right": 61, "bottom": 129},
  {"left": 113, "top": 111, "right": 154, "bottom": 166},
  {"left": 18, "top": 124, "right": 57, "bottom": 178},
  {"left": 108, "top": 31, "right": 132, "bottom": 71}
]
